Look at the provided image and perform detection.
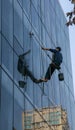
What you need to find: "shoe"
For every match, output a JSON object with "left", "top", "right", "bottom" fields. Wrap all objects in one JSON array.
[{"left": 39, "top": 78, "right": 48, "bottom": 82}]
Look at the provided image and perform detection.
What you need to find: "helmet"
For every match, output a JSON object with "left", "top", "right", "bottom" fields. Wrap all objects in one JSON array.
[{"left": 56, "top": 47, "right": 61, "bottom": 51}]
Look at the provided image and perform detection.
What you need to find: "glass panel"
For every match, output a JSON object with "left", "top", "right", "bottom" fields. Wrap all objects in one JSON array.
[
  {"left": 13, "top": 36, "right": 24, "bottom": 85},
  {"left": 14, "top": 0, "right": 23, "bottom": 47},
  {"left": 1, "top": 70, "right": 13, "bottom": 130},
  {"left": 71, "top": 96, "right": 75, "bottom": 129},
  {"left": 17, "top": 0, "right": 22, "bottom": 7},
  {"left": 31, "top": 5, "right": 39, "bottom": 35},
  {"left": 0, "top": 0, "right": 1, "bottom": 31},
  {"left": 2, "top": 36, "right": 13, "bottom": 76},
  {"left": 2, "top": 0, "right": 13, "bottom": 46},
  {"left": 40, "top": 0, "right": 45, "bottom": 19},
  {"left": 23, "top": 14, "right": 31, "bottom": 51},
  {"left": 32, "top": 0, "right": 40, "bottom": 12},
  {"left": 14, "top": 35, "right": 23, "bottom": 55},
  {"left": 13, "top": 51, "right": 23, "bottom": 84},
  {"left": 14, "top": 85, "right": 24, "bottom": 130},
  {"left": 68, "top": 76, "right": 74, "bottom": 94},
  {"left": 23, "top": 0, "right": 30, "bottom": 18},
  {"left": 23, "top": 97, "right": 34, "bottom": 130},
  {"left": 0, "top": 67, "right": 1, "bottom": 120},
  {"left": 0, "top": 34, "right": 1, "bottom": 64}
]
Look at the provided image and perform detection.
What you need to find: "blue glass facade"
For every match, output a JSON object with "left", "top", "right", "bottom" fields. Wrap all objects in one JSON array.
[{"left": 0, "top": 0, "right": 75, "bottom": 130}]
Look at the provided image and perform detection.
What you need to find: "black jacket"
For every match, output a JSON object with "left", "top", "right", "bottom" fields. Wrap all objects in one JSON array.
[{"left": 49, "top": 49, "right": 63, "bottom": 66}]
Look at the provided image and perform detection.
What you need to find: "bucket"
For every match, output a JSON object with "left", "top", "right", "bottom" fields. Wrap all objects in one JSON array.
[{"left": 58, "top": 73, "right": 64, "bottom": 81}]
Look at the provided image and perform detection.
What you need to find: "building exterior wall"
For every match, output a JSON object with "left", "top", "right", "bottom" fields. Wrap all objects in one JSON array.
[{"left": 0, "top": 0, "right": 75, "bottom": 130}]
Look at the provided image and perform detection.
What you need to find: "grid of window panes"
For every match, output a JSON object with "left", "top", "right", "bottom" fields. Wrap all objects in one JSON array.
[{"left": 0, "top": 0, "right": 75, "bottom": 130}]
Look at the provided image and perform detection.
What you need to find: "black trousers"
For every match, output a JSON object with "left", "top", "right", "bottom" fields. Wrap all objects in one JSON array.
[{"left": 45, "top": 63, "right": 58, "bottom": 80}]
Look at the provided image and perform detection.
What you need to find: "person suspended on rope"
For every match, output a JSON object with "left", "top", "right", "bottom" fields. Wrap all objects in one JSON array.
[{"left": 39, "top": 46, "right": 63, "bottom": 82}]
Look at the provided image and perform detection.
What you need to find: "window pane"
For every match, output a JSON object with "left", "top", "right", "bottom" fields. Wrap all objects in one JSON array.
[
  {"left": 13, "top": 51, "right": 23, "bottom": 84},
  {"left": 14, "top": 85, "right": 24, "bottom": 130},
  {"left": 17, "top": 0, "right": 22, "bottom": 7},
  {"left": 23, "top": 0, "right": 30, "bottom": 18},
  {"left": 0, "top": 0, "right": 1, "bottom": 31},
  {"left": 0, "top": 34, "right": 1, "bottom": 64},
  {"left": 13, "top": 36, "right": 23, "bottom": 83},
  {"left": 2, "top": 0, "right": 13, "bottom": 46},
  {"left": 32, "top": 0, "right": 40, "bottom": 12},
  {"left": 14, "top": 0, "right": 23, "bottom": 47},
  {"left": 1, "top": 70, "right": 13, "bottom": 130},
  {"left": 14, "top": 35, "right": 23, "bottom": 55},
  {"left": 2, "top": 36, "right": 13, "bottom": 76},
  {"left": 31, "top": 5, "right": 39, "bottom": 34}
]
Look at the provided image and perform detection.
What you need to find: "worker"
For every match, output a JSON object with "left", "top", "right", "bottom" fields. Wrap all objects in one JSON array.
[{"left": 39, "top": 47, "right": 63, "bottom": 82}]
